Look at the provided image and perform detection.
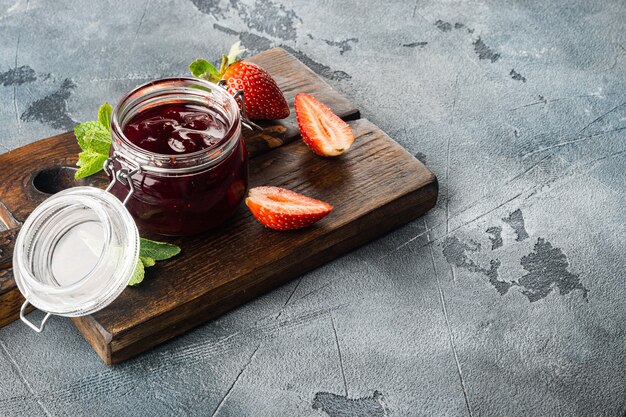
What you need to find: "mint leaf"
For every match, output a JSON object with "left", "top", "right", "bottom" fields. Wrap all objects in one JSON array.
[
  {"left": 74, "top": 104, "right": 114, "bottom": 179},
  {"left": 98, "top": 103, "right": 113, "bottom": 132},
  {"left": 189, "top": 59, "right": 220, "bottom": 81},
  {"left": 75, "top": 121, "right": 107, "bottom": 151},
  {"left": 139, "top": 256, "right": 156, "bottom": 267},
  {"left": 128, "top": 260, "right": 145, "bottom": 286},
  {"left": 83, "top": 129, "right": 111, "bottom": 154},
  {"left": 128, "top": 241, "right": 180, "bottom": 286},
  {"left": 75, "top": 150, "right": 108, "bottom": 179},
  {"left": 139, "top": 238, "right": 181, "bottom": 260}
]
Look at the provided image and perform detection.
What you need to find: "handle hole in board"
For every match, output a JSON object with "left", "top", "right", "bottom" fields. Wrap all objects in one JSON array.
[{"left": 32, "top": 167, "right": 109, "bottom": 196}]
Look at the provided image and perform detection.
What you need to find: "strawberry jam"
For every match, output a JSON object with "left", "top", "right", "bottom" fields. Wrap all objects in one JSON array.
[
  {"left": 109, "top": 78, "right": 248, "bottom": 236},
  {"left": 122, "top": 104, "right": 229, "bottom": 155}
]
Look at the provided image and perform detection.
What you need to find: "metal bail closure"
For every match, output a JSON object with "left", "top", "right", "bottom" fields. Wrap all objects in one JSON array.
[
  {"left": 104, "top": 153, "right": 142, "bottom": 206},
  {"left": 12, "top": 185, "right": 140, "bottom": 333},
  {"left": 20, "top": 301, "right": 51, "bottom": 333},
  {"left": 217, "top": 80, "right": 262, "bottom": 131}
]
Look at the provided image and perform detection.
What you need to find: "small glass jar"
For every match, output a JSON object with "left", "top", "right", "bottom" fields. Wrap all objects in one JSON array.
[
  {"left": 109, "top": 77, "right": 249, "bottom": 236},
  {"left": 13, "top": 186, "right": 140, "bottom": 331}
]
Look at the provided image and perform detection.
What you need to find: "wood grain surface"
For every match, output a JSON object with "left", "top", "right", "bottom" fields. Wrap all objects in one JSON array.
[
  {"left": 76, "top": 118, "right": 437, "bottom": 364},
  {"left": 0, "top": 48, "right": 437, "bottom": 364}
]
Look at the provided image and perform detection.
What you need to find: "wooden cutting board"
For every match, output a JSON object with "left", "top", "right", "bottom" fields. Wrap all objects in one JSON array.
[{"left": 0, "top": 48, "right": 437, "bottom": 364}]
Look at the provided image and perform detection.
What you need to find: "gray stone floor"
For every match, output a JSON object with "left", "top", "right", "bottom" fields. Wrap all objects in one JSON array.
[{"left": 1, "top": 0, "right": 626, "bottom": 415}]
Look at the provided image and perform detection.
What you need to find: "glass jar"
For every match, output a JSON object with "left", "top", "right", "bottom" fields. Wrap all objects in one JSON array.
[
  {"left": 13, "top": 186, "right": 140, "bottom": 331},
  {"left": 109, "top": 77, "right": 249, "bottom": 236}
]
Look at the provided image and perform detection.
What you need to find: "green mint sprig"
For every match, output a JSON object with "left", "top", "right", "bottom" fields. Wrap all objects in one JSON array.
[
  {"left": 74, "top": 103, "right": 113, "bottom": 180},
  {"left": 129, "top": 238, "right": 181, "bottom": 286}
]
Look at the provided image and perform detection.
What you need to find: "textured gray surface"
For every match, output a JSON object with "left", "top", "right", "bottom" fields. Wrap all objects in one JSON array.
[{"left": 0, "top": 0, "right": 625, "bottom": 415}]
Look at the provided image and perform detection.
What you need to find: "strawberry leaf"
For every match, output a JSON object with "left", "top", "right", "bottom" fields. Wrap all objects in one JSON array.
[
  {"left": 219, "top": 54, "right": 229, "bottom": 74},
  {"left": 226, "top": 41, "right": 245, "bottom": 66},
  {"left": 189, "top": 59, "right": 220, "bottom": 82}
]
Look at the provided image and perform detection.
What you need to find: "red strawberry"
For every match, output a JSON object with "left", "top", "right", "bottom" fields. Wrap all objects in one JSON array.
[
  {"left": 246, "top": 186, "right": 333, "bottom": 230},
  {"left": 294, "top": 93, "right": 355, "bottom": 156},
  {"left": 222, "top": 61, "right": 290, "bottom": 120},
  {"left": 189, "top": 42, "right": 289, "bottom": 120}
]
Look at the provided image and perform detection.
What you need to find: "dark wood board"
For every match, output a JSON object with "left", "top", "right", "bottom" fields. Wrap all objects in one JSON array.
[
  {"left": 79, "top": 118, "right": 436, "bottom": 364},
  {"left": 0, "top": 49, "right": 437, "bottom": 364},
  {"left": 0, "top": 47, "right": 360, "bottom": 328}
]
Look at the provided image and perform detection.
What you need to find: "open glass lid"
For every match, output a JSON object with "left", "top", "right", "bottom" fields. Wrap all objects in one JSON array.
[{"left": 13, "top": 186, "right": 139, "bottom": 331}]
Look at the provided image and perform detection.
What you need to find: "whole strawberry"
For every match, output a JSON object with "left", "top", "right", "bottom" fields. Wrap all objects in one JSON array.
[{"left": 190, "top": 42, "right": 290, "bottom": 120}]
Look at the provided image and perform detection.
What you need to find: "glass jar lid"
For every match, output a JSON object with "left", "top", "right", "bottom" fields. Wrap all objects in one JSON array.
[{"left": 13, "top": 186, "right": 139, "bottom": 318}]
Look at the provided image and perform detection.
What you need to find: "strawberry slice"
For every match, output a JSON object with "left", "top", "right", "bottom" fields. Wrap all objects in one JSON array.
[
  {"left": 246, "top": 186, "right": 333, "bottom": 230},
  {"left": 295, "top": 93, "right": 355, "bottom": 156}
]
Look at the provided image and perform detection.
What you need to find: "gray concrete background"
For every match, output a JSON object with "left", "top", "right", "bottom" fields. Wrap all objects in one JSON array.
[{"left": 1, "top": 0, "right": 625, "bottom": 415}]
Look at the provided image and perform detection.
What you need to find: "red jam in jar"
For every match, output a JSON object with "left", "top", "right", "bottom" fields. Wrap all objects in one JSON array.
[
  {"left": 109, "top": 78, "right": 248, "bottom": 236},
  {"left": 122, "top": 104, "right": 229, "bottom": 155}
]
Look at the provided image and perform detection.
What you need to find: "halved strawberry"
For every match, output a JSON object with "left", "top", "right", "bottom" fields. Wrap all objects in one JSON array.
[
  {"left": 246, "top": 186, "right": 333, "bottom": 230},
  {"left": 189, "top": 42, "right": 289, "bottom": 120},
  {"left": 294, "top": 93, "right": 355, "bottom": 156}
]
